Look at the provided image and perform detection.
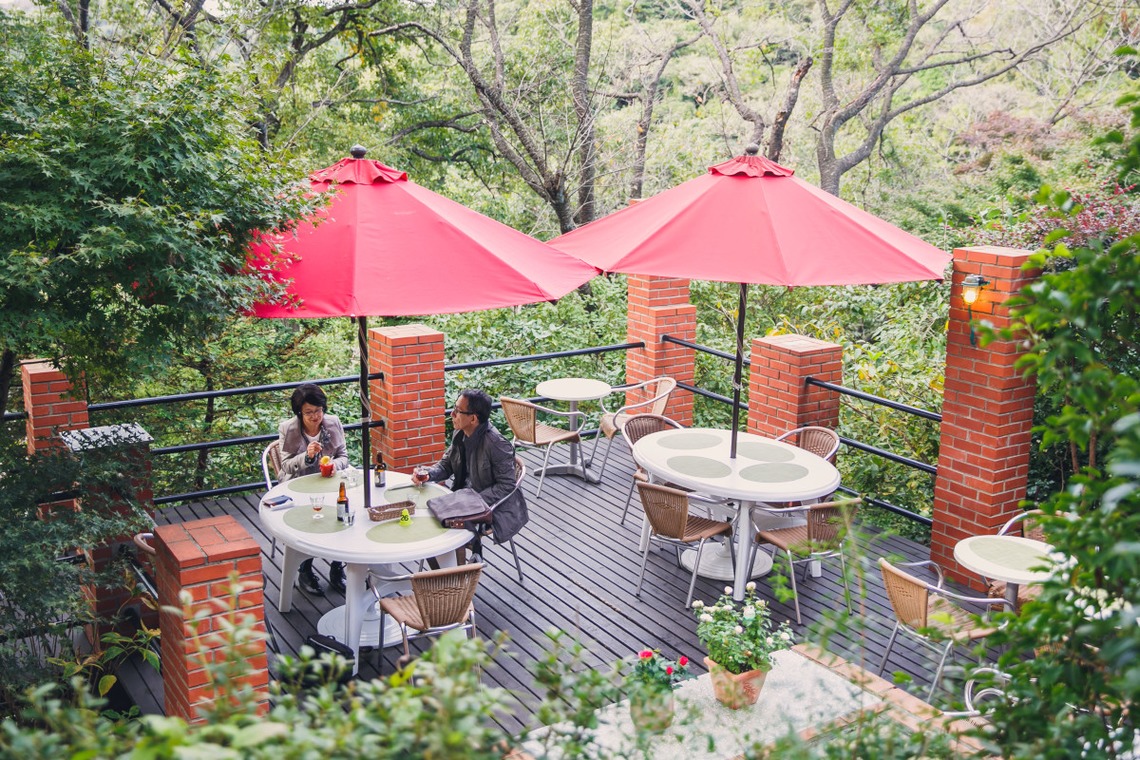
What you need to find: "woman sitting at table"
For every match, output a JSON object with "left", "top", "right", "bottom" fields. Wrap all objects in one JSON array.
[{"left": 278, "top": 383, "right": 348, "bottom": 597}]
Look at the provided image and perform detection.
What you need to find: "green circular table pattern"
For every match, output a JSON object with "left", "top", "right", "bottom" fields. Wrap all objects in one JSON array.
[
  {"left": 366, "top": 517, "right": 450, "bottom": 544},
  {"left": 739, "top": 462, "right": 809, "bottom": 483},
  {"left": 657, "top": 433, "right": 721, "bottom": 450},
  {"left": 736, "top": 441, "right": 795, "bottom": 463},
  {"left": 666, "top": 455, "right": 732, "bottom": 478},
  {"left": 286, "top": 474, "right": 344, "bottom": 494},
  {"left": 970, "top": 535, "right": 1048, "bottom": 569},
  {"left": 283, "top": 506, "right": 349, "bottom": 534}
]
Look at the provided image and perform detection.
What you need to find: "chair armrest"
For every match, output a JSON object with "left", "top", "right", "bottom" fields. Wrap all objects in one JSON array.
[
  {"left": 756, "top": 504, "right": 811, "bottom": 518},
  {"left": 598, "top": 380, "right": 652, "bottom": 414},
  {"left": 896, "top": 559, "right": 947, "bottom": 588},
  {"left": 528, "top": 401, "right": 580, "bottom": 419},
  {"left": 930, "top": 586, "right": 1015, "bottom": 614}
]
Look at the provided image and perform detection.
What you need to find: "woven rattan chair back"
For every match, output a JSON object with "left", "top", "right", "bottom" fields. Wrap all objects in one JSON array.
[
  {"left": 262, "top": 440, "right": 283, "bottom": 490},
  {"left": 879, "top": 558, "right": 930, "bottom": 629},
  {"left": 807, "top": 500, "right": 857, "bottom": 549},
  {"left": 637, "top": 481, "right": 691, "bottom": 540},
  {"left": 410, "top": 564, "right": 483, "bottom": 630},
  {"left": 638, "top": 377, "right": 677, "bottom": 416},
  {"left": 500, "top": 397, "right": 537, "bottom": 442},
  {"left": 776, "top": 426, "right": 840, "bottom": 463},
  {"left": 622, "top": 414, "right": 683, "bottom": 449}
]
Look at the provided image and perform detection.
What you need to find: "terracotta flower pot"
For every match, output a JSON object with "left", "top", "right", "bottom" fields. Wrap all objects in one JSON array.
[
  {"left": 629, "top": 689, "right": 675, "bottom": 732},
  {"left": 704, "top": 656, "right": 768, "bottom": 709}
]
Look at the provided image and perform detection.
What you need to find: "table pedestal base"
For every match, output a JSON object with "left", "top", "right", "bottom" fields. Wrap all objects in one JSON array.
[
  {"left": 535, "top": 463, "right": 600, "bottom": 483},
  {"left": 317, "top": 603, "right": 402, "bottom": 650},
  {"left": 680, "top": 543, "right": 772, "bottom": 581}
]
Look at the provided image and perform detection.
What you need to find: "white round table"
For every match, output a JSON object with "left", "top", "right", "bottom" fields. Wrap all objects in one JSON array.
[
  {"left": 954, "top": 534, "right": 1054, "bottom": 606},
  {"left": 631, "top": 428, "right": 841, "bottom": 602},
  {"left": 535, "top": 377, "right": 612, "bottom": 482},
  {"left": 260, "top": 470, "right": 472, "bottom": 673}
]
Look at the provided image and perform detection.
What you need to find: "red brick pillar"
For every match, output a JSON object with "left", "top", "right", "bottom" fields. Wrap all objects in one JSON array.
[
  {"left": 21, "top": 360, "right": 88, "bottom": 454},
  {"left": 154, "top": 516, "right": 267, "bottom": 723},
  {"left": 930, "top": 246, "right": 1039, "bottom": 585},
  {"left": 625, "top": 275, "right": 696, "bottom": 425},
  {"left": 747, "top": 335, "right": 843, "bottom": 438},
  {"left": 369, "top": 324, "right": 447, "bottom": 472}
]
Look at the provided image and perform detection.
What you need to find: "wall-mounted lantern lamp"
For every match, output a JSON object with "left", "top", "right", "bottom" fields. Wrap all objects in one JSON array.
[{"left": 962, "top": 274, "right": 990, "bottom": 346}]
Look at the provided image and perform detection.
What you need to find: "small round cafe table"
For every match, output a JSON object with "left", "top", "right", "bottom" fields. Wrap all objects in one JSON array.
[
  {"left": 259, "top": 470, "right": 471, "bottom": 673},
  {"left": 535, "top": 377, "right": 612, "bottom": 482},
  {"left": 631, "top": 428, "right": 841, "bottom": 602},
  {"left": 954, "top": 534, "right": 1054, "bottom": 607}
]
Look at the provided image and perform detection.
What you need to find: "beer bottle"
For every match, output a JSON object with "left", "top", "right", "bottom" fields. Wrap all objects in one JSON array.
[
  {"left": 336, "top": 481, "right": 349, "bottom": 523},
  {"left": 375, "top": 451, "right": 387, "bottom": 487}
]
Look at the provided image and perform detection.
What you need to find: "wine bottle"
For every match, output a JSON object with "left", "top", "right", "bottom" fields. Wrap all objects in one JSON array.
[
  {"left": 336, "top": 481, "right": 348, "bottom": 523},
  {"left": 375, "top": 451, "right": 387, "bottom": 487}
]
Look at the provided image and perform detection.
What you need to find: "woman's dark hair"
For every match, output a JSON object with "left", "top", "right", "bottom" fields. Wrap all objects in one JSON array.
[
  {"left": 459, "top": 388, "right": 493, "bottom": 424},
  {"left": 291, "top": 383, "right": 328, "bottom": 418}
]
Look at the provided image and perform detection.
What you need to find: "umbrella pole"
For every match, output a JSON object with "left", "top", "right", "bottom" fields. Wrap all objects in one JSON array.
[
  {"left": 358, "top": 316, "right": 372, "bottom": 509},
  {"left": 729, "top": 282, "right": 748, "bottom": 460}
]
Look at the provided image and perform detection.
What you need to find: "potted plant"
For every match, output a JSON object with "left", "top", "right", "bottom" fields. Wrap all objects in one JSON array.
[
  {"left": 625, "top": 649, "right": 690, "bottom": 732},
  {"left": 693, "top": 583, "right": 795, "bottom": 709}
]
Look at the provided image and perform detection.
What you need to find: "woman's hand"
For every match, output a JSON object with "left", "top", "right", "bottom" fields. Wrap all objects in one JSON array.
[{"left": 306, "top": 440, "right": 323, "bottom": 460}]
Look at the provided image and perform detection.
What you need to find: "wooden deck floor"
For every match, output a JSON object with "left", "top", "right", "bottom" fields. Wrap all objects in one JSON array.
[{"left": 121, "top": 441, "right": 966, "bottom": 735}]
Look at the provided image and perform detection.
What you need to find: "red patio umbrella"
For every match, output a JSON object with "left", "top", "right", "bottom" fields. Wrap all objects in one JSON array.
[
  {"left": 550, "top": 146, "right": 950, "bottom": 457},
  {"left": 250, "top": 146, "right": 598, "bottom": 504}
]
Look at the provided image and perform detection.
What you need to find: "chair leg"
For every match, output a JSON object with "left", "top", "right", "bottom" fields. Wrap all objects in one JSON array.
[
  {"left": 785, "top": 550, "right": 802, "bottom": 625},
  {"left": 536, "top": 444, "right": 555, "bottom": 498},
  {"left": 378, "top": 607, "right": 387, "bottom": 675},
  {"left": 269, "top": 537, "right": 278, "bottom": 559},
  {"left": 838, "top": 550, "right": 852, "bottom": 616},
  {"left": 589, "top": 433, "right": 617, "bottom": 480},
  {"left": 619, "top": 477, "right": 637, "bottom": 525},
  {"left": 508, "top": 539, "right": 524, "bottom": 584},
  {"left": 879, "top": 624, "right": 901, "bottom": 675},
  {"left": 635, "top": 541, "right": 653, "bottom": 598},
  {"left": 686, "top": 539, "right": 707, "bottom": 608},
  {"left": 929, "top": 641, "right": 955, "bottom": 702}
]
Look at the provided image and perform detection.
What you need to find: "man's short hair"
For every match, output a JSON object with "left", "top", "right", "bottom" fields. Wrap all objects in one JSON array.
[
  {"left": 291, "top": 383, "right": 328, "bottom": 418},
  {"left": 459, "top": 388, "right": 493, "bottom": 424}
]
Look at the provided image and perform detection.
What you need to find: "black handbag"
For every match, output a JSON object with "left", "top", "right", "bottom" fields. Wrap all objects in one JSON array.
[{"left": 428, "top": 487, "right": 491, "bottom": 529}]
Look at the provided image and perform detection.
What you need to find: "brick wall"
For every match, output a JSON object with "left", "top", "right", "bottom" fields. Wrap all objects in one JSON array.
[
  {"left": 369, "top": 324, "right": 447, "bottom": 471},
  {"left": 747, "top": 334, "right": 843, "bottom": 438},
  {"left": 153, "top": 516, "right": 267, "bottom": 723},
  {"left": 625, "top": 275, "right": 696, "bottom": 425},
  {"left": 930, "top": 246, "right": 1039, "bottom": 584},
  {"left": 22, "top": 360, "right": 88, "bottom": 455}
]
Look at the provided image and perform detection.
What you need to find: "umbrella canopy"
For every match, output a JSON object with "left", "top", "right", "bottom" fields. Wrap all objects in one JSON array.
[
  {"left": 550, "top": 146, "right": 951, "bottom": 457},
  {"left": 250, "top": 147, "right": 598, "bottom": 503}
]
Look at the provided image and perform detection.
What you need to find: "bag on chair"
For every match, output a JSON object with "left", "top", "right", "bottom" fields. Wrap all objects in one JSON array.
[{"left": 428, "top": 487, "right": 491, "bottom": 529}]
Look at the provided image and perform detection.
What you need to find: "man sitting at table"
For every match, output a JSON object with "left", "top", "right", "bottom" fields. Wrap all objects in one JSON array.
[
  {"left": 411, "top": 388, "right": 528, "bottom": 553},
  {"left": 278, "top": 382, "right": 348, "bottom": 597}
]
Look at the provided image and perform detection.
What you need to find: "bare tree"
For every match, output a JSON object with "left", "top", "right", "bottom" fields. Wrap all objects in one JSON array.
[
  {"left": 813, "top": 0, "right": 1086, "bottom": 196},
  {"left": 677, "top": 0, "right": 813, "bottom": 162}
]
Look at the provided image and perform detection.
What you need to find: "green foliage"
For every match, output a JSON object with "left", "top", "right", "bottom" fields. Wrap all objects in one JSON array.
[
  {"left": 692, "top": 584, "right": 795, "bottom": 674},
  {"left": 0, "top": 439, "right": 149, "bottom": 713},
  {"left": 0, "top": 13, "right": 318, "bottom": 424}
]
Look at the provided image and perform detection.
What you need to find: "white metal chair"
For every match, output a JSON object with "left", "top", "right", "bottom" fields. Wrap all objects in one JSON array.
[
  {"left": 500, "top": 396, "right": 582, "bottom": 498},
  {"left": 635, "top": 481, "right": 734, "bottom": 608},
  {"left": 588, "top": 377, "right": 677, "bottom": 481},
  {"left": 372, "top": 563, "right": 483, "bottom": 673},
  {"left": 748, "top": 499, "right": 861, "bottom": 625},
  {"left": 468, "top": 457, "right": 527, "bottom": 583},
  {"left": 262, "top": 440, "right": 283, "bottom": 558},
  {"left": 878, "top": 558, "right": 1013, "bottom": 701}
]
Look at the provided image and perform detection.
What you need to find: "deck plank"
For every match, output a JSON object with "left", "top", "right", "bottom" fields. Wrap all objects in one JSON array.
[{"left": 130, "top": 438, "right": 968, "bottom": 733}]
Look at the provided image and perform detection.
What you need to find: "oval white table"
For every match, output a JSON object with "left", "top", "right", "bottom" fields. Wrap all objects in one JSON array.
[
  {"left": 535, "top": 377, "right": 612, "bottom": 483},
  {"left": 260, "top": 470, "right": 472, "bottom": 673},
  {"left": 631, "top": 428, "right": 841, "bottom": 602},
  {"left": 954, "top": 534, "right": 1054, "bottom": 606}
]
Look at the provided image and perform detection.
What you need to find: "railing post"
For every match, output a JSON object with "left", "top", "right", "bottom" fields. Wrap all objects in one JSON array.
[
  {"left": 747, "top": 335, "right": 843, "bottom": 437},
  {"left": 153, "top": 516, "right": 267, "bottom": 723},
  {"left": 369, "top": 324, "right": 448, "bottom": 471},
  {"left": 930, "top": 246, "right": 1039, "bottom": 587},
  {"left": 21, "top": 359, "right": 88, "bottom": 455},
  {"left": 625, "top": 275, "right": 696, "bottom": 425}
]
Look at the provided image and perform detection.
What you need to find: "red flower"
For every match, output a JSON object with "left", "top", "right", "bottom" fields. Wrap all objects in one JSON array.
[
  {"left": 665, "top": 666, "right": 674, "bottom": 675},
  {"left": 678, "top": 656, "right": 689, "bottom": 667},
  {"left": 639, "top": 650, "right": 653, "bottom": 660}
]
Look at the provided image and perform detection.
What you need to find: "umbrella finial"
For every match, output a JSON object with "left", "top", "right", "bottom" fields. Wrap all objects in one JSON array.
[
  {"left": 744, "top": 143, "right": 760, "bottom": 156},
  {"left": 350, "top": 145, "right": 368, "bottom": 159}
]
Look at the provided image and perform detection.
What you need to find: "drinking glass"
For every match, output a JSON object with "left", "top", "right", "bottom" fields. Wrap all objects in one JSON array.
[
  {"left": 413, "top": 465, "right": 429, "bottom": 486},
  {"left": 310, "top": 496, "right": 325, "bottom": 521},
  {"left": 346, "top": 467, "right": 359, "bottom": 488}
]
